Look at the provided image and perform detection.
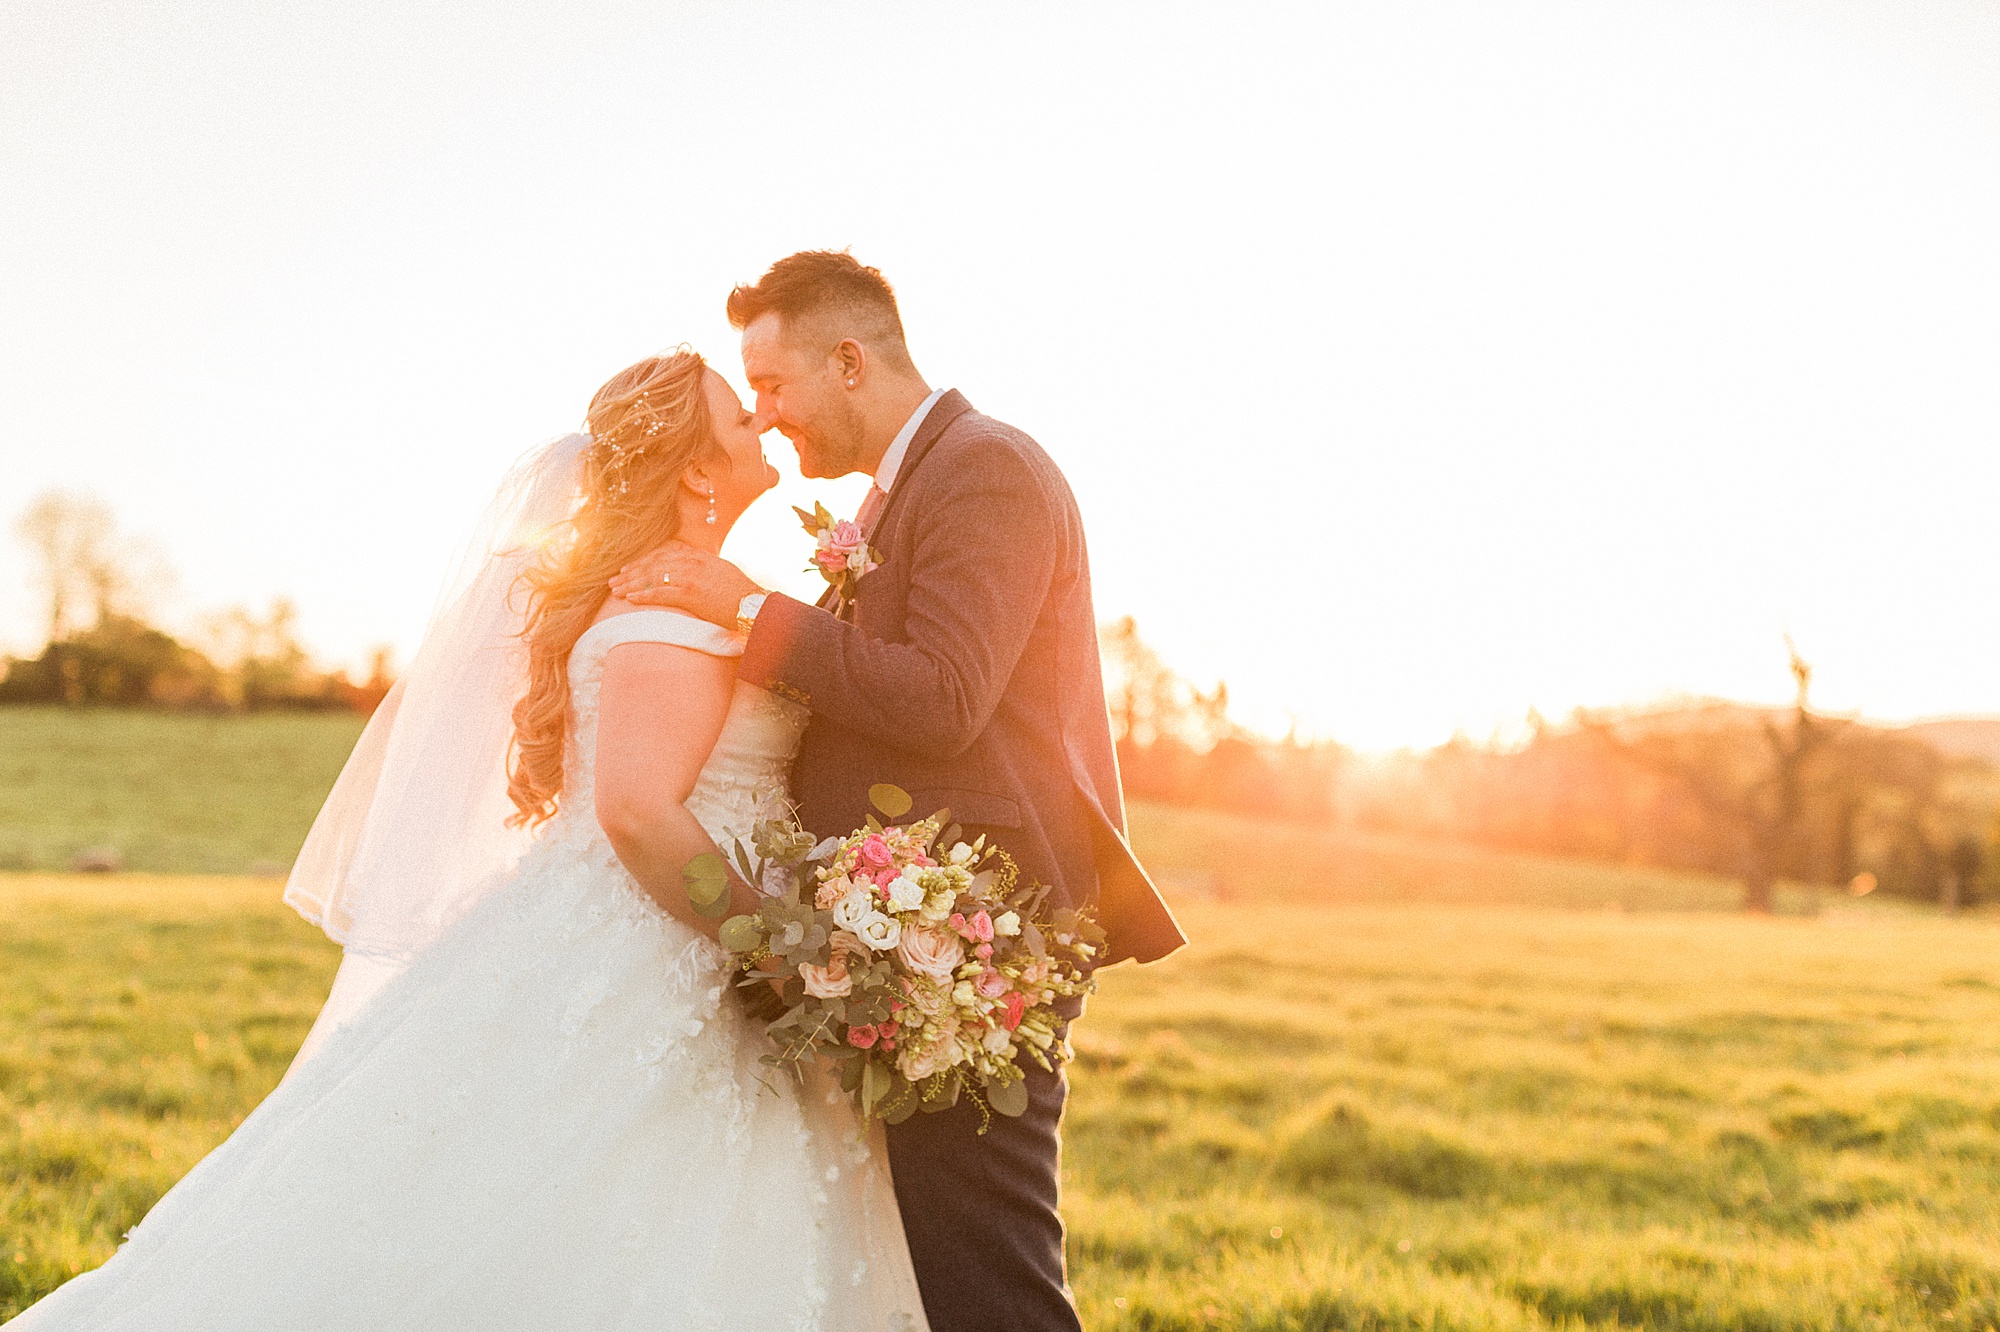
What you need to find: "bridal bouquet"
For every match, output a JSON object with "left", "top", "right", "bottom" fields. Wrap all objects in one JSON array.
[{"left": 683, "top": 785, "right": 1099, "bottom": 1130}]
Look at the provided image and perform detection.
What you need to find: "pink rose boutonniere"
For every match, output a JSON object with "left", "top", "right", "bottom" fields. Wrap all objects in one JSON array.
[{"left": 795, "top": 501, "right": 882, "bottom": 605}]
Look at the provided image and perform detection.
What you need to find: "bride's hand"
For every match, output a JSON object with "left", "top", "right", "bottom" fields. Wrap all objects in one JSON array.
[{"left": 611, "top": 543, "right": 762, "bottom": 629}]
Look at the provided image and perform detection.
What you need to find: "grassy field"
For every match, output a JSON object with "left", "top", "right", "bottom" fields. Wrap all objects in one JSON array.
[
  {"left": 0, "top": 707, "right": 366, "bottom": 874},
  {"left": 0, "top": 707, "right": 1824, "bottom": 913},
  {"left": 7, "top": 710, "right": 2000, "bottom": 1327},
  {"left": 5, "top": 871, "right": 1999, "bottom": 1328}
]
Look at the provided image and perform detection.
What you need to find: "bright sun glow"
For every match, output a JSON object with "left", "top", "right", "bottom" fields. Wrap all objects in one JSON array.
[{"left": 3, "top": 0, "right": 1997, "bottom": 751}]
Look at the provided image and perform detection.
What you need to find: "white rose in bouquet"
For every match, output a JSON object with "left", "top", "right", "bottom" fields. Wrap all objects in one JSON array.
[
  {"left": 854, "top": 911, "right": 903, "bottom": 952},
  {"left": 831, "top": 888, "right": 874, "bottom": 933}
]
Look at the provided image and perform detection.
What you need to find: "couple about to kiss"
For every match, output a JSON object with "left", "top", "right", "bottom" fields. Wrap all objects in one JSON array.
[{"left": 10, "top": 251, "right": 1185, "bottom": 1332}]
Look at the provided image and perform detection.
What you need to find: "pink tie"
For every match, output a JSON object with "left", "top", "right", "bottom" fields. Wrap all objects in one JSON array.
[
  {"left": 832, "top": 485, "right": 889, "bottom": 619},
  {"left": 855, "top": 484, "right": 889, "bottom": 536}
]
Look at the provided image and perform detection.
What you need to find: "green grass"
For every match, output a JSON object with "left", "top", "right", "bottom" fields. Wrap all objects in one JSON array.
[
  {"left": 1125, "top": 804, "right": 1841, "bottom": 915},
  {"left": 0, "top": 708, "right": 1816, "bottom": 913},
  {"left": 1064, "top": 902, "right": 2000, "bottom": 1331},
  {"left": 0, "top": 875, "right": 339, "bottom": 1315},
  {"left": 7, "top": 711, "right": 2000, "bottom": 1327},
  {"left": 0, "top": 707, "right": 365, "bottom": 874},
  {"left": 6, "top": 872, "right": 1999, "bottom": 1328}
]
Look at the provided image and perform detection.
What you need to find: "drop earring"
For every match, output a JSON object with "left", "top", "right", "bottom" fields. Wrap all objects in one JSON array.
[{"left": 706, "top": 490, "right": 717, "bottom": 525}]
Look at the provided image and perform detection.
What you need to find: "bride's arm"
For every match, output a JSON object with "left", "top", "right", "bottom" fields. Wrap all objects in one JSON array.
[{"left": 592, "top": 642, "right": 760, "bottom": 939}]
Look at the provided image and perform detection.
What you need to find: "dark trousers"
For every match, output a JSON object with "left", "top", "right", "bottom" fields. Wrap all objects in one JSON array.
[{"left": 884, "top": 1053, "right": 1082, "bottom": 1332}]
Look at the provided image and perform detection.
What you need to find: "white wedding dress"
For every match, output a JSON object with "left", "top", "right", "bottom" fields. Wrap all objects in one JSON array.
[{"left": 12, "top": 610, "right": 930, "bottom": 1332}]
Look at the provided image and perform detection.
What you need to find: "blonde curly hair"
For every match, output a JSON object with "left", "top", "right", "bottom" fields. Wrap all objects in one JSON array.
[{"left": 506, "top": 349, "right": 717, "bottom": 827}]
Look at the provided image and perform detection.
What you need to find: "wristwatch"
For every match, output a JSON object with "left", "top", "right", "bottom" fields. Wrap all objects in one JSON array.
[{"left": 735, "top": 592, "right": 768, "bottom": 637}]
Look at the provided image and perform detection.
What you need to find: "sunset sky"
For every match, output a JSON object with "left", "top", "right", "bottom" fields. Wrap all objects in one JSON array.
[{"left": 3, "top": 0, "right": 1997, "bottom": 749}]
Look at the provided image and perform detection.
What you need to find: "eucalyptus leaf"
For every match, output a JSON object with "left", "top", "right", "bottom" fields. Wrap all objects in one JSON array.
[
  {"left": 691, "top": 886, "right": 733, "bottom": 920},
  {"left": 869, "top": 784, "right": 913, "bottom": 820},
  {"left": 985, "top": 1076, "right": 1030, "bottom": 1118},
  {"left": 861, "top": 1057, "right": 887, "bottom": 1111},
  {"left": 718, "top": 915, "right": 763, "bottom": 952},
  {"left": 883, "top": 1090, "right": 920, "bottom": 1125},
  {"left": 683, "top": 852, "right": 729, "bottom": 907}
]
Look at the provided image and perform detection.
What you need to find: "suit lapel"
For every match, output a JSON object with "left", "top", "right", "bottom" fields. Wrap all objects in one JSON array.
[
  {"left": 870, "top": 389, "right": 972, "bottom": 540},
  {"left": 821, "top": 390, "right": 974, "bottom": 623}
]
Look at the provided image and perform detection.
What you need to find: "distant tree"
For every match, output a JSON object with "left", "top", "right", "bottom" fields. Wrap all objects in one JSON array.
[
  {"left": 16, "top": 491, "right": 119, "bottom": 642},
  {"left": 14, "top": 490, "right": 175, "bottom": 644},
  {"left": 198, "top": 599, "right": 356, "bottom": 710},
  {"left": 1098, "top": 617, "right": 1343, "bottom": 822},
  {"left": 1582, "top": 645, "right": 1845, "bottom": 912}
]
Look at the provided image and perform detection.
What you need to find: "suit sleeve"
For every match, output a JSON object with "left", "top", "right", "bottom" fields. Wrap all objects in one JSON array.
[{"left": 738, "top": 437, "right": 1058, "bottom": 761}]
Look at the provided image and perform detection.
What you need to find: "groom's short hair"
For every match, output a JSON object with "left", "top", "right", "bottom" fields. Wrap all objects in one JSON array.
[{"left": 727, "top": 251, "right": 912, "bottom": 367}]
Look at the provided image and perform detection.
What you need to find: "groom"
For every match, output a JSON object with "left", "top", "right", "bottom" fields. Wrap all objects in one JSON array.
[{"left": 612, "top": 250, "right": 1184, "bottom": 1330}]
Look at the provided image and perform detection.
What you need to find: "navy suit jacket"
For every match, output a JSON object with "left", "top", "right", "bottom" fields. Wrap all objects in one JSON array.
[{"left": 738, "top": 390, "right": 1185, "bottom": 966}]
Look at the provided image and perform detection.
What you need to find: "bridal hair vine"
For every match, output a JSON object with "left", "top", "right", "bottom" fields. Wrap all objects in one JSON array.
[{"left": 580, "top": 346, "right": 708, "bottom": 498}]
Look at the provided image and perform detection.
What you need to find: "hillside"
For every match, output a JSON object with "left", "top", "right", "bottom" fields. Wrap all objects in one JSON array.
[{"left": 1901, "top": 715, "right": 2000, "bottom": 766}]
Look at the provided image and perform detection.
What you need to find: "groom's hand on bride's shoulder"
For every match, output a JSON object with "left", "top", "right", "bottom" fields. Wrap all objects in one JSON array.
[{"left": 610, "top": 543, "right": 761, "bottom": 630}]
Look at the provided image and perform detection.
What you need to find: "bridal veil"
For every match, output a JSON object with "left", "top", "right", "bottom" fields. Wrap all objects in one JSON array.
[{"left": 283, "top": 433, "right": 589, "bottom": 1053}]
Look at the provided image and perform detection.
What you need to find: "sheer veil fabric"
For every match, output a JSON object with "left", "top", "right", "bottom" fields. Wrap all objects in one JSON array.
[{"left": 284, "top": 433, "right": 588, "bottom": 1054}]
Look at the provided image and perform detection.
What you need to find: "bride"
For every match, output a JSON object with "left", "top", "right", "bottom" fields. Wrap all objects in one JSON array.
[{"left": 10, "top": 351, "right": 930, "bottom": 1330}]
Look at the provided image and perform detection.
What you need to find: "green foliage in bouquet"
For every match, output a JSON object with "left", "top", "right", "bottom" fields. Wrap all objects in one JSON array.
[{"left": 682, "top": 785, "right": 1100, "bottom": 1132}]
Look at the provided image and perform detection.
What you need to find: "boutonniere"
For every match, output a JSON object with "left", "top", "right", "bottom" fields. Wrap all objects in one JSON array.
[{"left": 795, "top": 501, "right": 882, "bottom": 603}]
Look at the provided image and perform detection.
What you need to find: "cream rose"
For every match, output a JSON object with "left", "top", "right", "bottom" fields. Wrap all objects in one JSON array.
[
  {"left": 896, "top": 922, "right": 966, "bottom": 983},
  {"left": 831, "top": 888, "right": 874, "bottom": 932},
  {"left": 886, "top": 876, "right": 926, "bottom": 912},
  {"left": 854, "top": 910, "right": 902, "bottom": 952}
]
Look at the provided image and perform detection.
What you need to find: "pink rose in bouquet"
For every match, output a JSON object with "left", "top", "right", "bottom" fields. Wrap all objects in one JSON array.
[{"left": 896, "top": 922, "right": 965, "bottom": 983}]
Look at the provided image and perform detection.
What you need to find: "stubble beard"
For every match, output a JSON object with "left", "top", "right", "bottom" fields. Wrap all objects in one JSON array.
[{"left": 794, "top": 396, "right": 873, "bottom": 480}]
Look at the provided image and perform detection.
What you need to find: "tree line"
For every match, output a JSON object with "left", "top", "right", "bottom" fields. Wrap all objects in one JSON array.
[
  {"left": 1103, "top": 620, "right": 1997, "bottom": 914},
  {"left": 11, "top": 494, "right": 1994, "bottom": 911},
  {"left": 1, "top": 492, "right": 390, "bottom": 712}
]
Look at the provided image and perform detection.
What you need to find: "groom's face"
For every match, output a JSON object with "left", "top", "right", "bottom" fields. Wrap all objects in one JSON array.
[{"left": 740, "top": 313, "right": 868, "bottom": 480}]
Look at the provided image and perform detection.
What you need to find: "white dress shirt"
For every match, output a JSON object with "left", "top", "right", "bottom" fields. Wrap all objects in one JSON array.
[{"left": 873, "top": 387, "right": 948, "bottom": 493}]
